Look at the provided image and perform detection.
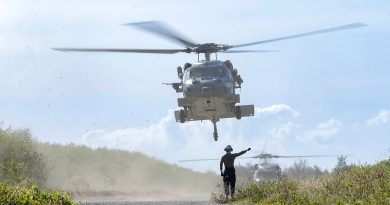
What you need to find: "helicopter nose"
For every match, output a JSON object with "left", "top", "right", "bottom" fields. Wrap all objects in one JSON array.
[{"left": 202, "top": 86, "right": 212, "bottom": 98}]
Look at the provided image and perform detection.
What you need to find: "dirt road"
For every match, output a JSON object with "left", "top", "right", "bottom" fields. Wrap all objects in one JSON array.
[{"left": 80, "top": 201, "right": 226, "bottom": 205}]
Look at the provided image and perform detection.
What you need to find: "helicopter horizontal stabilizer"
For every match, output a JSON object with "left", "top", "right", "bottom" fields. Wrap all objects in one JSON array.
[
  {"left": 237, "top": 105, "right": 255, "bottom": 118},
  {"left": 173, "top": 104, "right": 254, "bottom": 122}
]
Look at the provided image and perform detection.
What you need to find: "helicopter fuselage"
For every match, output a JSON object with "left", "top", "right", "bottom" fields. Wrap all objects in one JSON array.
[
  {"left": 173, "top": 60, "right": 254, "bottom": 140},
  {"left": 254, "top": 162, "right": 282, "bottom": 181},
  {"left": 174, "top": 60, "right": 254, "bottom": 140},
  {"left": 180, "top": 61, "right": 238, "bottom": 120}
]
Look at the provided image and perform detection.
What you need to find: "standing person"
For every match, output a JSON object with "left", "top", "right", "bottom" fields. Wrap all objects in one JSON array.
[{"left": 220, "top": 145, "right": 251, "bottom": 199}]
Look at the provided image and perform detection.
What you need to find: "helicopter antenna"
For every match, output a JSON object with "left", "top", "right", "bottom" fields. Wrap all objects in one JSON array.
[
  {"left": 261, "top": 142, "right": 267, "bottom": 155},
  {"left": 260, "top": 142, "right": 267, "bottom": 164}
]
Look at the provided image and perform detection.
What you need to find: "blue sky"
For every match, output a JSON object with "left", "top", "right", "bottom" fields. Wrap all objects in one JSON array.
[{"left": 1, "top": 0, "right": 389, "bottom": 172}]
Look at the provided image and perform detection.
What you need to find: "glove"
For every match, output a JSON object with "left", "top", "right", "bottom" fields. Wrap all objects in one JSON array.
[{"left": 247, "top": 148, "right": 251, "bottom": 151}]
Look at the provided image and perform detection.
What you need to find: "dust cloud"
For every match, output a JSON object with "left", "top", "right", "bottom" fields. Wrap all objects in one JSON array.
[{"left": 37, "top": 143, "right": 220, "bottom": 201}]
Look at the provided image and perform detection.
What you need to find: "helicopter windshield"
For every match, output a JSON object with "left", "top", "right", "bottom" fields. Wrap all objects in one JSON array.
[{"left": 185, "top": 67, "right": 229, "bottom": 79}]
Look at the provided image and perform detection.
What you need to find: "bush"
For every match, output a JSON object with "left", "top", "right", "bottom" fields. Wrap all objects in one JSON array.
[
  {"left": 0, "top": 128, "right": 46, "bottom": 186},
  {"left": 0, "top": 183, "right": 75, "bottom": 205},
  {"left": 212, "top": 160, "right": 390, "bottom": 204},
  {"left": 283, "top": 159, "right": 327, "bottom": 180}
]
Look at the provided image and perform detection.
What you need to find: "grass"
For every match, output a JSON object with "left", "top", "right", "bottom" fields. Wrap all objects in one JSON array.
[
  {"left": 0, "top": 183, "right": 76, "bottom": 205},
  {"left": 212, "top": 160, "right": 390, "bottom": 204}
]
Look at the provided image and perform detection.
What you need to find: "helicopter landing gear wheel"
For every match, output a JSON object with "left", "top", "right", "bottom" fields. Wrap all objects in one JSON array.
[
  {"left": 235, "top": 106, "right": 242, "bottom": 120},
  {"left": 179, "top": 110, "right": 185, "bottom": 123}
]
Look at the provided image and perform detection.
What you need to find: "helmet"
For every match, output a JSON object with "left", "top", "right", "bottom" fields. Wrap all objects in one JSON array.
[
  {"left": 224, "top": 145, "right": 233, "bottom": 152},
  {"left": 183, "top": 63, "right": 192, "bottom": 71}
]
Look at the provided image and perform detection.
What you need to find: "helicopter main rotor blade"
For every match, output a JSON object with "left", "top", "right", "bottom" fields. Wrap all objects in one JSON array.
[
  {"left": 236, "top": 157, "right": 257, "bottom": 160},
  {"left": 124, "top": 21, "right": 198, "bottom": 48},
  {"left": 274, "top": 154, "right": 338, "bottom": 158},
  {"left": 179, "top": 158, "right": 219, "bottom": 162},
  {"left": 247, "top": 154, "right": 340, "bottom": 159},
  {"left": 179, "top": 154, "right": 352, "bottom": 162},
  {"left": 246, "top": 155, "right": 269, "bottom": 159},
  {"left": 232, "top": 23, "right": 366, "bottom": 48},
  {"left": 222, "top": 50, "right": 279, "bottom": 53},
  {"left": 179, "top": 156, "right": 257, "bottom": 162},
  {"left": 52, "top": 48, "right": 189, "bottom": 54}
]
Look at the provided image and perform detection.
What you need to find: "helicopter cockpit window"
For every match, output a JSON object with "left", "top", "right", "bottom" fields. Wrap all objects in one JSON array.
[{"left": 185, "top": 67, "right": 229, "bottom": 79}]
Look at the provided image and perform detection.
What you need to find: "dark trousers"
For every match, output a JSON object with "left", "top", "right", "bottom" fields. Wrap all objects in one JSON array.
[{"left": 223, "top": 167, "right": 236, "bottom": 195}]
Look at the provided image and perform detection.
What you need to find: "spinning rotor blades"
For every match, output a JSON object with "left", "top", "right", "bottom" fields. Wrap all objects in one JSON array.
[
  {"left": 124, "top": 21, "right": 198, "bottom": 48},
  {"left": 52, "top": 48, "right": 189, "bottom": 54},
  {"left": 222, "top": 50, "right": 279, "bottom": 53},
  {"left": 180, "top": 154, "right": 343, "bottom": 162},
  {"left": 179, "top": 158, "right": 220, "bottom": 162},
  {"left": 247, "top": 154, "right": 339, "bottom": 159},
  {"left": 273, "top": 155, "right": 338, "bottom": 158},
  {"left": 232, "top": 23, "right": 366, "bottom": 48},
  {"left": 53, "top": 22, "right": 366, "bottom": 55}
]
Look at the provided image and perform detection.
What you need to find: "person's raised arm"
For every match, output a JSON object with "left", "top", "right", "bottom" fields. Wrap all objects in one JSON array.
[{"left": 234, "top": 148, "right": 251, "bottom": 157}]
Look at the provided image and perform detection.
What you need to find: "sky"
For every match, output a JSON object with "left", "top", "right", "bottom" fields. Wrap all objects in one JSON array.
[{"left": 1, "top": 0, "right": 390, "bottom": 173}]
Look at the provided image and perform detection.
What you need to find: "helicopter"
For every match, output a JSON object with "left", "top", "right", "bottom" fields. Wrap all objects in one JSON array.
[
  {"left": 53, "top": 21, "right": 366, "bottom": 141},
  {"left": 179, "top": 149, "right": 337, "bottom": 182},
  {"left": 248, "top": 152, "right": 337, "bottom": 181}
]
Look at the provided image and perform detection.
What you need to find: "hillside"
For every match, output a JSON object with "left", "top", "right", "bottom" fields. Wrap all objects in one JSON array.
[
  {"left": 38, "top": 143, "right": 219, "bottom": 199},
  {"left": 0, "top": 128, "right": 219, "bottom": 200}
]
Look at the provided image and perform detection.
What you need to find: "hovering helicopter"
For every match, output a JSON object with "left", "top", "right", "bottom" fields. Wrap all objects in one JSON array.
[{"left": 53, "top": 21, "right": 366, "bottom": 141}]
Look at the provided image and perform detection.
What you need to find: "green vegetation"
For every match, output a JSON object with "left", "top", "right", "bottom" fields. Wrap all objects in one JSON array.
[
  {"left": 0, "top": 183, "right": 75, "bottom": 205},
  {"left": 0, "top": 128, "right": 219, "bottom": 200},
  {"left": 283, "top": 159, "right": 329, "bottom": 180},
  {"left": 5, "top": 126, "right": 388, "bottom": 204},
  {"left": 0, "top": 128, "right": 77, "bottom": 204},
  {"left": 0, "top": 128, "right": 46, "bottom": 186},
  {"left": 212, "top": 159, "right": 390, "bottom": 204}
]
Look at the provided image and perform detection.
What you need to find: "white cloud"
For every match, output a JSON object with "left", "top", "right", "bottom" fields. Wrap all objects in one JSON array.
[
  {"left": 78, "top": 104, "right": 345, "bottom": 172},
  {"left": 79, "top": 106, "right": 290, "bottom": 172},
  {"left": 255, "top": 104, "right": 299, "bottom": 118},
  {"left": 81, "top": 112, "right": 172, "bottom": 152},
  {"left": 81, "top": 104, "right": 299, "bottom": 152},
  {"left": 270, "top": 122, "right": 301, "bottom": 139},
  {"left": 366, "top": 109, "right": 390, "bottom": 127},
  {"left": 299, "top": 119, "right": 343, "bottom": 142}
]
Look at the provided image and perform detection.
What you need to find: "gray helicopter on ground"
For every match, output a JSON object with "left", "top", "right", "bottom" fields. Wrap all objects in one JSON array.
[
  {"left": 179, "top": 149, "right": 337, "bottom": 181},
  {"left": 248, "top": 152, "right": 337, "bottom": 181},
  {"left": 53, "top": 21, "right": 366, "bottom": 141}
]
